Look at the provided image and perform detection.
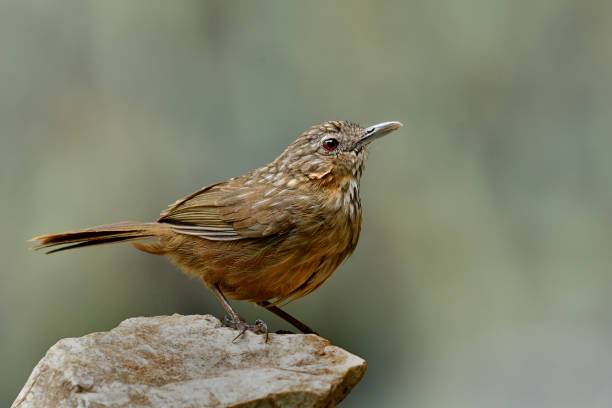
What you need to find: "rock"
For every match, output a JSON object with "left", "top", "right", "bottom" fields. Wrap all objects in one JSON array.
[{"left": 12, "top": 314, "right": 367, "bottom": 408}]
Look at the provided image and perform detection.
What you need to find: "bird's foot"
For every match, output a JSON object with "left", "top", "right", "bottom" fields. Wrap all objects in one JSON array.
[{"left": 223, "top": 315, "right": 269, "bottom": 343}]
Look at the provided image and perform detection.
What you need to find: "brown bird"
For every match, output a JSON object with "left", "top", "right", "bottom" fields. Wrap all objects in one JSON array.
[{"left": 31, "top": 120, "right": 402, "bottom": 340}]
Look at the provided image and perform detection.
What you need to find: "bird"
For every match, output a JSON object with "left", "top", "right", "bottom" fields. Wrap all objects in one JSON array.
[{"left": 31, "top": 120, "right": 402, "bottom": 341}]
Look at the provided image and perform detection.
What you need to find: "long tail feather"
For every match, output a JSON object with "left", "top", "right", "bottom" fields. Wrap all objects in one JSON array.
[{"left": 30, "top": 222, "right": 159, "bottom": 254}]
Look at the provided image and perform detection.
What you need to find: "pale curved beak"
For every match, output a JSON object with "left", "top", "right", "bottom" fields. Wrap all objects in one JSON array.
[{"left": 352, "top": 121, "right": 403, "bottom": 150}]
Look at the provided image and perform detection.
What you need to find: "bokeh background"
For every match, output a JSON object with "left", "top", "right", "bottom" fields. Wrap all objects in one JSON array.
[{"left": 2, "top": 1, "right": 612, "bottom": 406}]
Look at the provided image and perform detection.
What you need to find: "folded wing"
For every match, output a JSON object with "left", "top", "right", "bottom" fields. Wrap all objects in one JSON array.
[{"left": 158, "top": 178, "right": 294, "bottom": 240}]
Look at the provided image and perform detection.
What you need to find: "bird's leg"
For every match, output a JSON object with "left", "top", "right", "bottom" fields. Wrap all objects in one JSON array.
[
  {"left": 211, "top": 284, "right": 268, "bottom": 342},
  {"left": 257, "top": 300, "right": 318, "bottom": 335}
]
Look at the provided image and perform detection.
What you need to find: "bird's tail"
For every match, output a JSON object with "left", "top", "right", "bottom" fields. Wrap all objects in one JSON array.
[{"left": 30, "top": 222, "right": 163, "bottom": 254}]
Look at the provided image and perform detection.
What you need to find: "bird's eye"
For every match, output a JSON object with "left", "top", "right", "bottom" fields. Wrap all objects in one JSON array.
[{"left": 322, "top": 138, "right": 339, "bottom": 151}]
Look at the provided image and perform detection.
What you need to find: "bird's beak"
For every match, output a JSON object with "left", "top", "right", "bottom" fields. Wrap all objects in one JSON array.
[{"left": 352, "top": 121, "right": 403, "bottom": 150}]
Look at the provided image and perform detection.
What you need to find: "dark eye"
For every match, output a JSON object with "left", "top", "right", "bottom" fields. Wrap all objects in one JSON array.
[{"left": 322, "top": 138, "right": 339, "bottom": 151}]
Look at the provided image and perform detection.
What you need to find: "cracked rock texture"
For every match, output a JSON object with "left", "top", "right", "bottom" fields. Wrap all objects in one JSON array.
[{"left": 12, "top": 314, "right": 367, "bottom": 408}]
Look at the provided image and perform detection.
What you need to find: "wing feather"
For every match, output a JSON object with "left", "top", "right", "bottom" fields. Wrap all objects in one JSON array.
[{"left": 158, "top": 177, "right": 294, "bottom": 240}]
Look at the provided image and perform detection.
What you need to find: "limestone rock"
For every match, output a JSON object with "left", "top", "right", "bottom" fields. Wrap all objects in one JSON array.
[{"left": 12, "top": 314, "right": 366, "bottom": 408}]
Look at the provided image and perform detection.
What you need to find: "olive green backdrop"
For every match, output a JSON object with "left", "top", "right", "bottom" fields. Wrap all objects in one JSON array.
[{"left": 2, "top": 1, "right": 612, "bottom": 407}]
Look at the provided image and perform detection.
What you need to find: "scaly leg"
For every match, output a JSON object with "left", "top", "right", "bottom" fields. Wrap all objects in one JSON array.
[
  {"left": 211, "top": 284, "right": 268, "bottom": 342},
  {"left": 257, "top": 300, "right": 318, "bottom": 335}
]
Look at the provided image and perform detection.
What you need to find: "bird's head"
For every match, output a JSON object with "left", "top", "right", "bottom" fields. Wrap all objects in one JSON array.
[{"left": 275, "top": 120, "right": 403, "bottom": 183}]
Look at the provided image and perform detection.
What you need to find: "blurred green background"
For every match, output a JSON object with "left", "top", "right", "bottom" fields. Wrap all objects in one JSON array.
[{"left": 2, "top": 1, "right": 612, "bottom": 406}]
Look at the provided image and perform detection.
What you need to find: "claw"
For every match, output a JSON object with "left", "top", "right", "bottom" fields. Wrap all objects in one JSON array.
[
  {"left": 222, "top": 315, "right": 235, "bottom": 327},
  {"left": 232, "top": 323, "right": 248, "bottom": 343},
  {"left": 254, "top": 319, "right": 269, "bottom": 343},
  {"left": 223, "top": 315, "right": 269, "bottom": 343}
]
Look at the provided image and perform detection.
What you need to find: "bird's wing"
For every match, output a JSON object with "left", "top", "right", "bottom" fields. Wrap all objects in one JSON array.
[{"left": 158, "top": 178, "right": 293, "bottom": 240}]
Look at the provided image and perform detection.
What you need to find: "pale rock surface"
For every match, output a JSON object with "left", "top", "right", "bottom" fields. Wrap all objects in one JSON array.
[{"left": 12, "top": 314, "right": 366, "bottom": 408}]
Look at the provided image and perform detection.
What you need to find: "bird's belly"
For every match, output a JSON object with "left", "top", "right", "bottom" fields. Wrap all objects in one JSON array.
[
  {"left": 218, "top": 238, "right": 350, "bottom": 302},
  {"left": 215, "top": 223, "right": 356, "bottom": 302},
  {"left": 169, "top": 205, "right": 360, "bottom": 303}
]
